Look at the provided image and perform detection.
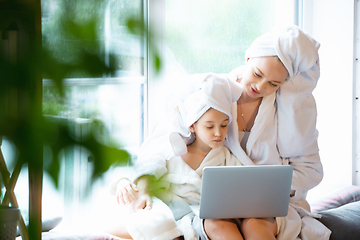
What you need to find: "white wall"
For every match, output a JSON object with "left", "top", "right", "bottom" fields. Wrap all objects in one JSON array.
[{"left": 304, "top": 0, "right": 355, "bottom": 191}]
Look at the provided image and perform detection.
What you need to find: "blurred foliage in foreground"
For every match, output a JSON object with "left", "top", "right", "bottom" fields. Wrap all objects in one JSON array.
[{"left": 0, "top": 8, "right": 151, "bottom": 192}]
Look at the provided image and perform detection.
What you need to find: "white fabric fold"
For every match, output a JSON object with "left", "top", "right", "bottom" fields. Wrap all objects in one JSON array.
[
  {"left": 276, "top": 25, "right": 321, "bottom": 158},
  {"left": 126, "top": 197, "right": 183, "bottom": 240}
]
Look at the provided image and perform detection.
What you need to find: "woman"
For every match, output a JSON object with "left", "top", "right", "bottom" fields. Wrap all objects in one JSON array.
[{"left": 116, "top": 25, "right": 331, "bottom": 239}]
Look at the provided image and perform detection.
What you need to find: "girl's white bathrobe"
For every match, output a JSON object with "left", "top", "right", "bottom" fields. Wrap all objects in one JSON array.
[{"left": 126, "top": 145, "right": 242, "bottom": 240}]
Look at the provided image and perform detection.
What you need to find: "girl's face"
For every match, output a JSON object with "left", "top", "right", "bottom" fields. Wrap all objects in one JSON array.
[
  {"left": 190, "top": 108, "right": 229, "bottom": 152},
  {"left": 241, "top": 57, "right": 288, "bottom": 99}
]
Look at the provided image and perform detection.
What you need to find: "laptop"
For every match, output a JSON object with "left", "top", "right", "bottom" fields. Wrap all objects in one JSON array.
[{"left": 195, "top": 165, "right": 293, "bottom": 219}]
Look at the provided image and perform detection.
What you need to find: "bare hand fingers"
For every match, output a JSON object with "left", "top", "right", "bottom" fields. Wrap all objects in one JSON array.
[
  {"left": 121, "top": 188, "right": 135, "bottom": 204},
  {"left": 116, "top": 191, "right": 127, "bottom": 205},
  {"left": 145, "top": 197, "right": 152, "bottom": 210},
  {"left": 115, "top": 179, "right": 137, "bottom": 205}
]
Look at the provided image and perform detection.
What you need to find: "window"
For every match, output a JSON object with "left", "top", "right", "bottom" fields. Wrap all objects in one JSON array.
[
  {"left": 41, "top": 0, "right": 146, "bottom": 227},
  {"left": 305, "top": 0, "right": 357, "bottom": 198},
  {"left": 148, "top": 0, "right": 296, "bottom": 131},
  {"left": 355, "top": 0, "right": 360, "bottom": 185},
  {"left": 9, "top": 0, "right": 146, "bottom": 228},
  {"left": 4, "top": 0, "right": 297, "bottom": 228},
  {"left": 42, "top": 0, "right": 145, "bottom": 151}
]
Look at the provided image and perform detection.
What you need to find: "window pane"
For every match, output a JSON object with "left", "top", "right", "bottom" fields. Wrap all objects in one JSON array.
[
  {"left": 42, "top": 80, "right": 144, "bottom": 150},
  {"left": 148, "top": 0, "right": 295, "bottom": 131},
  {"left": 39, "top": 0, "right": 145, "bottom": 227},
  {"left": 164, "top": 0, "right": 295, "bottom": 74},
  {"left": 42, "top": 0, "right": 144, "bottom": 78},
  {"left": 41, "top": 0, "right": 145, "bottom": 150}
]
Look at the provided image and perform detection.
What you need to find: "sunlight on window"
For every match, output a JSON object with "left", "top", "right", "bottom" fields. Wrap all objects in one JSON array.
[
  {"left": 164, "top": 0, "right": 295, "bottom": 74},
  {"left": 148, "top": 0, "right": 296, "bottom": 133},
  {"left": 41, "top": 0, "right": 145, "bottom": 227}
]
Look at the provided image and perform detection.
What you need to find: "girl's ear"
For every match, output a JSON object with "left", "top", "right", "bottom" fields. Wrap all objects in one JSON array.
[{"left": 189, "top": 124, "right": 195, "bottom": 133}]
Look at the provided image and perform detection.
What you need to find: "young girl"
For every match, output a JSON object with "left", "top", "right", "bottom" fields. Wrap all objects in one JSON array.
[{"left": 110, "top": 73, "right": 244, "bottom": 239}]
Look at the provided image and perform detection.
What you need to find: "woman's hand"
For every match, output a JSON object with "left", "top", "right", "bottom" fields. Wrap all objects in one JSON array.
[{"left": 115, "top": 178, "right": 139, "bottom": 205}]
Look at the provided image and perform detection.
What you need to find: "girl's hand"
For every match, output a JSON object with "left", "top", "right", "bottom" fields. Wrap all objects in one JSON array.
[
  {"left": 130, "top": 175, "right": 153, "bottom": 212},
  {"left": 130, "top": 190, "right": 152, "bottom": 212},
  {"left": 115, "top": 178, "right": 139, "bottom": 205}
]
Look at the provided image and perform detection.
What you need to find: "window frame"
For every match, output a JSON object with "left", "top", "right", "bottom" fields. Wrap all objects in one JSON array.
[{"left": 353, "top": 0, "right": 360, "bottom": 185}]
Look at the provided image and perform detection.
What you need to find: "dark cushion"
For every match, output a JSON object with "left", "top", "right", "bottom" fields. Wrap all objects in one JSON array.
[{"left": 318, "top": 201, "right": 360, "bottom": 240}]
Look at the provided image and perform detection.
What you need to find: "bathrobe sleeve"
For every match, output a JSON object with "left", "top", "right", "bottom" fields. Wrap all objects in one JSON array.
[
  {"left": 287, "top": 152, "right": 323, "bottom": 203},
  {"left": 277, "top": 60, "right": 323, "bottom": 204},
  {"left": 273, "top": 26, "right": 323, "bottom": 203},
  {"left": 132, "top": 119, "right": 173, "bottom": 182}
]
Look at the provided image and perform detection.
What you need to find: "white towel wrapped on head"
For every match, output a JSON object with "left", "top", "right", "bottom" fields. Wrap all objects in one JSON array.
[
  {"left": 245, "top": 25, "right": 320, "bottom": 79},
  {"left": 170, "top": 73, "right": 243, "bottom": 156}
]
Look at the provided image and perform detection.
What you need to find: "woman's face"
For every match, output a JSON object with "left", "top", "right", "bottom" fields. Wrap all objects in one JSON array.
[{"left": 241, "top": 57, "right": 288, "bottom": 99}]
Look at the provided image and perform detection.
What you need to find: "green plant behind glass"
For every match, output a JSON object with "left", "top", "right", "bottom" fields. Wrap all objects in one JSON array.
[
  {"left": 0, "top": 7, "right": 160, "bottom": 191},
  {"left": 0, "top": 2, "right": 160, "bottom": 239}
]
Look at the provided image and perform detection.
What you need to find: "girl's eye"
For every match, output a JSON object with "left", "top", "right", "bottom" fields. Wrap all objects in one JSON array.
[
  {"left": 221, "top": 125, "right": 228, "bottom": 128},
  {"left": 206, "top": 126, "right": 214, "bottom": 129}
]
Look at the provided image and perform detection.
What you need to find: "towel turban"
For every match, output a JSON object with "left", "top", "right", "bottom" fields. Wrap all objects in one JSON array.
[
  {"left": 245, "top": 25, "right": 320, "bottom": 80},
  {"left": 169, "top": 73, "right": 242, "bottom": 156},
  {"left": 180, "top": 73, "right": 242, "bottom": 128}
]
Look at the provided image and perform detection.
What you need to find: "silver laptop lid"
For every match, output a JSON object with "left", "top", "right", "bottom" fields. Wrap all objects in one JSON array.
[{"left": 199, "top": 165, "right": 293, "bottom": 219}]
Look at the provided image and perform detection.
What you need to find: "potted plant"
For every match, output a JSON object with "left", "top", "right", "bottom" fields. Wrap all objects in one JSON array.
[{"left": 0, "top": 205, "right": 20, "bottom": 240}]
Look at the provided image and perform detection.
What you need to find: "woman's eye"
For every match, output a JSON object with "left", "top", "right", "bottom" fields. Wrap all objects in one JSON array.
[
  {"left": 221, "top": 125, "right": 228, "bottom": 128},
  {"left": 206, "top": 126, "right": 213, "bottom": 129},
  {"left": 269, "top": 82, "right": 278, "bottom": 87},
  {"left": 254, "top": 72, "right": 261, "bottom": 77}
]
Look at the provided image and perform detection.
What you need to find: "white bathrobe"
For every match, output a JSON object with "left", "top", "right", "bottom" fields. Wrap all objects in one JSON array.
[
  {"left": 126, "top": 145, "right": 242, "bottom": 240},
  {"left": 227, "top": 95, "right": 330, "bottom": 240}
]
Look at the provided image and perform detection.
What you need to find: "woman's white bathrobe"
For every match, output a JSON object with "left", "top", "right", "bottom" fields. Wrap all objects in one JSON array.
[
  {"left": 224, "top": 85, "right": 331, "bottom": 240},
  {"left": 126, "top": 145, "right": 242, "bottom": 240}
]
